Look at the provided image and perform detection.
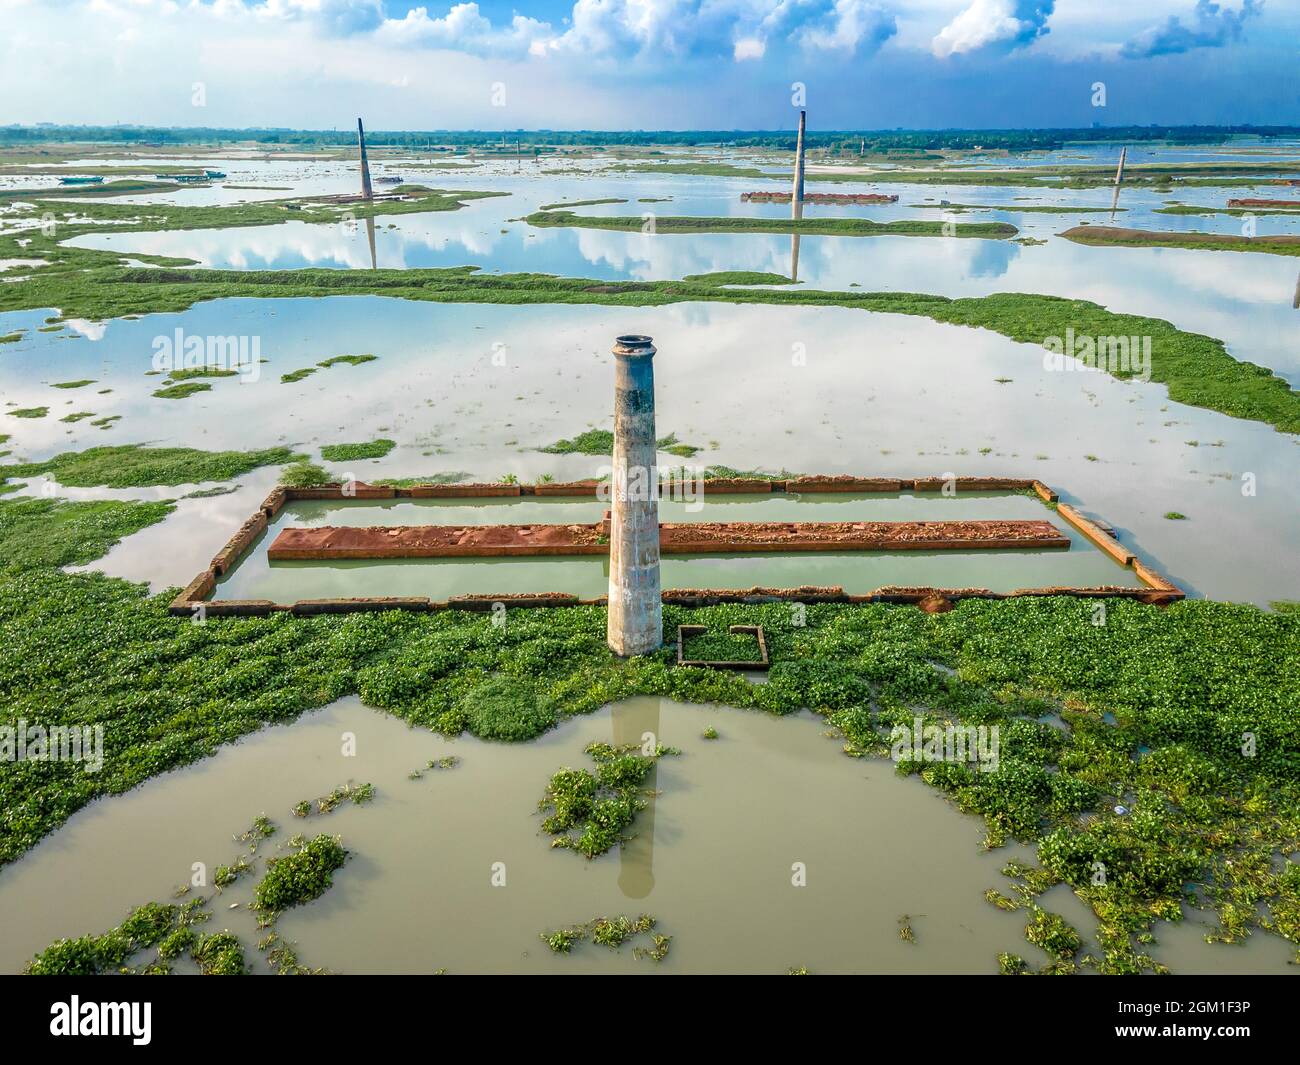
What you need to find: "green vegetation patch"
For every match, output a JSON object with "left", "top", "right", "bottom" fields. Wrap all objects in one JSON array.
[
  {"left": 191, "top": 930, "right": 246, "bottom": 975},
  {"left": 540, "top": 428, "right": 701, "bottom": 457},
  {"left": 1025, "top": 907, "right": 1083, "bottom": 960},
  {"left": 7, "top": 407, "right": 47, "bottom": 419},
  {"left": 915, "top": 202, "right": 1117, "bottom": 214},
  {"left": 318, "top": 353, "right": 378, "bottom": 368},
  {"left": 540, "top": 428, "right": 613, "bottom": 455},
  {"left": 25, "top": 901, "right": 182, "bottom": 975},
  {"left": 373, "top": 471, "right": 471, "bottom": 487},
  {"left": 656, "top": 432, "right": 700, "bottom": 458},
  {"left": 319, "top": 438, "right": 396, "bottom": 462},
  {"left": 1060, "top": 225, "right": 1300, "bottom": 258},
  {"left": 538, "top": 198, "right": 628, "bottom": 210},
  {"left": 2, "top": 443, "right": 303, "bottom": 487},
  {"left": 253, "top": 834, "right": 349, "bottom": 914},
  {"left": 293, "top": 781, "right": 374, "bottom": 818},
  {"left": 682, "top": 628, "right": 765, "bottom": 663},
  {"left": 278, "top": 460, "right": 330, "bottom": 487},
  {"left": 541, "top": 913, "right": 670, "bottom": 961},
  {"left": 527, "top": 210, "right": 1018, "bottom": 240},
  {"left": 459, "top": 674, "right": 558, "bottom": 741},
  {"left": 682, "top": 271, "right": 796, "bottom": 286},
  {"left": 152, "top": 381, "right": 211, "bottom": 399},
  {"left": 51, "top": 379, "right": 94, "bottom": 389},
  {"left": 280, "top": 367, "right": 317, "bottom": 384},
  {"left": 0, "top": 331, "right": 23, "bottom": 344},
  {"left": 1155, "top": 204, "right": 1300, "bottom": 218},
  {"left": 0, "top": 179, "right": 182, "bottom": 203},
  {"left": 606, "top": 161, "right": 768, "bottom": 178},
  {"left": 164, "top": 366, "right": 237, "bottom": 381},
  {"left": 539, "top": 740, "right": 674, "bottom": 858},
  {"left": 0, "top": 496, "right": 174, "bottom": 568}
]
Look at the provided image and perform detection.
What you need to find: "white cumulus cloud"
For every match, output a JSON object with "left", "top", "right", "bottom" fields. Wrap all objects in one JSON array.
[{"left": 931, "top": 0, "right": 1054, "bottom": 58}]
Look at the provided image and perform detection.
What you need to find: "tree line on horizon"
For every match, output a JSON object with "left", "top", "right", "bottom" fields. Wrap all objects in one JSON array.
[{"left": 3, "top": 124, "right": 1298, "bottom": 153}]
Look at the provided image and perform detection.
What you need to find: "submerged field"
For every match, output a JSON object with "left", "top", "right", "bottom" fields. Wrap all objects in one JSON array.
[{"left": 0, "top": 138, "right": 1297, "bottom": 975}]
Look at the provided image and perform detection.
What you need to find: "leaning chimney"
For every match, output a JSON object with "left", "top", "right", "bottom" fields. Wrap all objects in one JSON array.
[
  {"left": 357, "top": 117, "right": 373, "bottom": 202},
  {"left": 791, "top": 110, "right": 807, "bottom": 220}
]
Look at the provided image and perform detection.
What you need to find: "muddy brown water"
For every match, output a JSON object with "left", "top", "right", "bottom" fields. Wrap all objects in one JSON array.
[{"left": 1, "top": 697, "right": 1286, "bottom": 974}]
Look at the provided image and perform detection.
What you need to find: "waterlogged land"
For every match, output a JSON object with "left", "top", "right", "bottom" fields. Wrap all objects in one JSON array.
[
  {"left": 525, "top": 209, "right": 1020, "bottom": 239},
  {"left": 1061, "top": 225, "right": 1300, "bottom": 257},
  {"left": 3, "top": 266, "right": 1290, "bottom": 433},
  {"left": 0, "top": 138, "right": 1298, "bottom": 975},
  {"left": 0, "top": 495, "right": 1297, "bottom": 973}
]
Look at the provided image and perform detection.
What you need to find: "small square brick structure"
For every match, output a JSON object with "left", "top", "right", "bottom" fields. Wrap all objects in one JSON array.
[{"left": 677, "top": 624, "right": 770, "bottom": 671}]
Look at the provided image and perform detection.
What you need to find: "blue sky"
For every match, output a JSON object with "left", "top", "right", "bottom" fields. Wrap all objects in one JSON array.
[{"left": 1, "top": 0, "right": 1295, "bottom": 129}]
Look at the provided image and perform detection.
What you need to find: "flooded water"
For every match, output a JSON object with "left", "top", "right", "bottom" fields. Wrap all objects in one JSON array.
[
  {"left": 3, "top": 142, "right": 1298, "bottom": 976},
  {"left": 2, "top": 695, "right": 1285, "bottom": 974},
  {"left": 5, "top": 297, "right": 1295, "bottom": 603},
  {"left": 0, "top": 696, "right": 1052, "bottom": 974}
]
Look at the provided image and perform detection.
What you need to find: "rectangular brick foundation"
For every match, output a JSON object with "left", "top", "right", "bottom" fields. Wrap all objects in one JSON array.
[
  {"left": 265, "top": 519, "right": 1070, "bottom": 560},
  {"left": 165, "top": 477, "right": 1184, "bottom": 616}
]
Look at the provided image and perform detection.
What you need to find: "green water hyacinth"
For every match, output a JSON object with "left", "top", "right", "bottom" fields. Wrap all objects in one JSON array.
[{"left": 253, "top": 834, "right": 349, "bottom": 915}]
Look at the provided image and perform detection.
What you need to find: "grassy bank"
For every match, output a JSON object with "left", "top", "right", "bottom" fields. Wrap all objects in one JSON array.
[
  {"left": 0, "top": 183, "right": 506, "bottom": 314},
  {"left": 913, "top": 202, "right": 1118, "bottom": 214},
  {"left": 1059, "top": 224, "right": 1300, "bottom": 257},
  {"left": 0, "top": 494, "right": 1296, "bottom": 973},
  {"left": 0, "top": 444, "right": 303, "bottom": 488},
  {"left": 537, "top": 198, "right": 628, "bottom": 210},
  {"left": 525, "top": 209, "right": 1018, "bottom": 239},
  {"left": 1155, "top": 204, "right": 1300, "bottom": 217},
  {"left": 3, "top": 266, "right": 1290, "bottom": 435}
]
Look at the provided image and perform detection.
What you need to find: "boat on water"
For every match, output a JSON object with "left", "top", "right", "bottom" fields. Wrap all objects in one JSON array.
[
  {"left": 58, "top": 176, "right": 104, "bottom": 185},
  {"left": 204, "top": 170, "right": 226, "bottom": 179},
  {"left": 376, "top": 175, "right": 403, "bottom": 185}
]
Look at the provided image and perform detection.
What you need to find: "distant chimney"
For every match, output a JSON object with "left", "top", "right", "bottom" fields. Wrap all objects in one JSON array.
[
  {"left": 791, "top": 110, "right": 806, "bottom": 220},
  {"left": 357, "top": 118, "right": 373, "bottom": 202},
  {"left": 1109, "top": 145, "right": 1126, "bottom": 220}
]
